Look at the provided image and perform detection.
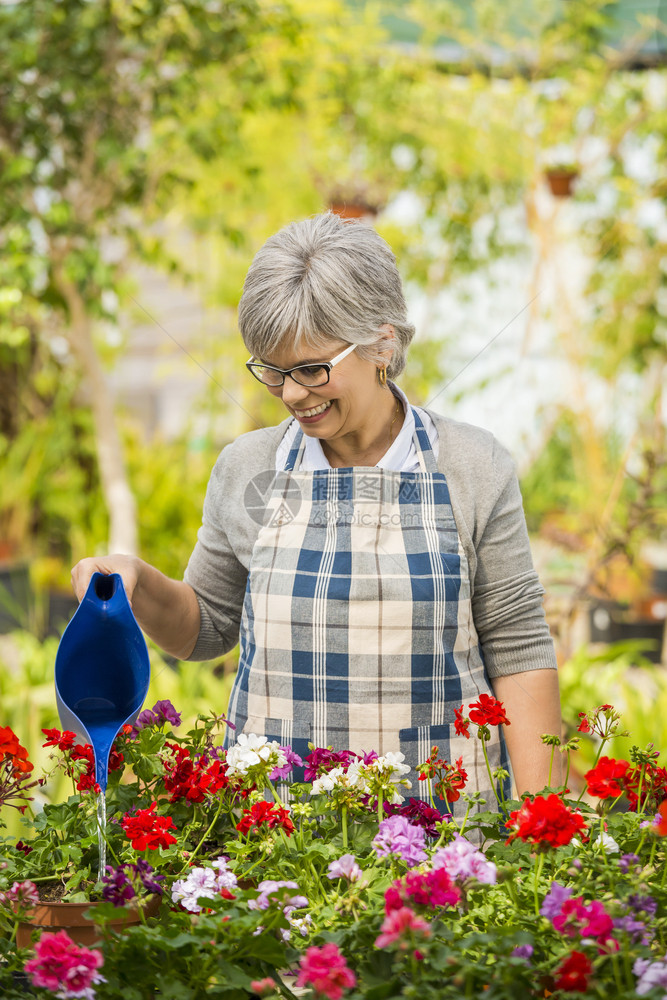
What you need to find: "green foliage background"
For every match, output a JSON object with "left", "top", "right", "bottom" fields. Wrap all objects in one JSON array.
[{"left": 0, "top": 0, "right": 665, "bottom": 784}]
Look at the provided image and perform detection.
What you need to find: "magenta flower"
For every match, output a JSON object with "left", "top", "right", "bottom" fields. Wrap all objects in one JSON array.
[
  {"left": 385, "top": 868, "right": 460, "bottom": 913},
  {"left": 24, "top": 930, "right": 105, "bottom": 999},
  {"left": 327, "top": 854, "right": 363, "bottom": 882},
  {"left": 270, "top": 746, "right": 304, "bottom": 780},
  {"left": 375, "top": 906, "right": 432, "bottom": 949},
  {"left": 296, "top": 943, "right": 356, "bottom": 1000},
  {"left": 385, "top": 797, "right": 447, "bottom": 837},
  {"left": 372, "top": 815, "right": 427, "bottom": 867},
  {"left": 303, "top": 748, "right": 357, "bottom": 782}
]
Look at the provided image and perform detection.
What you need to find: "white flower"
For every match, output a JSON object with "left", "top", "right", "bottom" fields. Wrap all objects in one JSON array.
[
  {"left": 171, "top": 868, "right": 220, "bottom": 912},
  {"left": 593, "top": 832, "right": 620, "bottom": 854},
  {"left": 225, "top": 733, "right": 287, "bottom": 776},
  {"left": 311, "top": 766, "right": 346, "bottom": 794},
  {"left": 171, "top": 860, "right": 238, "bottom": 912},
  {"left": 381, "top": 751, "right": 411, "bottom": 778},
  {"left": 343, "top": 761, "right": 371, "bottom": 792}
]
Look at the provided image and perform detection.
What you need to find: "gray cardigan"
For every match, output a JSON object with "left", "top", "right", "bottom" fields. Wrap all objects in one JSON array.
[{"left": 184, "top": 411, "right": 557, "bottom": 677}]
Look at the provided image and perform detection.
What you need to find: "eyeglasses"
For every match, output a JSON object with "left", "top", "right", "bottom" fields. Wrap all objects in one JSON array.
[{"left": 246, "top": 343, "right": 357, "bottom": 387}]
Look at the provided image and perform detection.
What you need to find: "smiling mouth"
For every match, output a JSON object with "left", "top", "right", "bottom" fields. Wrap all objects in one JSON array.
[{"left": 293, "top": 401, "right": 332, "bottom": 418}]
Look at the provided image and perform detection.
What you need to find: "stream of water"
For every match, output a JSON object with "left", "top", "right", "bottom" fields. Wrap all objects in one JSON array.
[{"left": 96, "top": 790, "right": 107, "bottom": 877}]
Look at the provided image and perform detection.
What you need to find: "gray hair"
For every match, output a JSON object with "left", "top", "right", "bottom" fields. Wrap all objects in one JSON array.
[{"left": 238, "top": 212, "right": 415, "bottom": 378}]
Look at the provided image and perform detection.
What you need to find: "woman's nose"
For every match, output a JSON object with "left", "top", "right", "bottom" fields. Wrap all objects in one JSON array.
[{"left": 280, "top": 377, "right": 311, "bottom": 406}]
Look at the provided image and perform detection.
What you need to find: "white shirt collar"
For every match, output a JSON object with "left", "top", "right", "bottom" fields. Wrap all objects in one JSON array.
[{"left": 299, "top": 383, "right": 414, "bottom": 471}]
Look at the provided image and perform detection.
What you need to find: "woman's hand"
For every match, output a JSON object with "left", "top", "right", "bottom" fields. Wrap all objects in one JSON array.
[
  {"left": 71, "top": 554, "right": 142, "bottom": 606},
  {"left": 70, "top": 556, "right": 201, "bottom": 660}
]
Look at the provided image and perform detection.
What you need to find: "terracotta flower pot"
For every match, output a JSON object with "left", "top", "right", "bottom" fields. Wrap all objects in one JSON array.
[
  {"left": 16, "top": 895, "right": 161, "bottom": 949},
  {"left": 544, "top": 168, "right": 579, "bottom": 198}
]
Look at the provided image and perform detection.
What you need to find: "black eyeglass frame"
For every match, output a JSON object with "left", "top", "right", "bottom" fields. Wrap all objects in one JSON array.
[{"left": 245, "top": 343, "right": 357, "bottom": 387}]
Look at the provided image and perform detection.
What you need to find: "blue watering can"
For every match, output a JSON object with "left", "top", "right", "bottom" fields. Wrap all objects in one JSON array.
[{"left": 55, "top": 572, "right": 150, "bottom": 792}]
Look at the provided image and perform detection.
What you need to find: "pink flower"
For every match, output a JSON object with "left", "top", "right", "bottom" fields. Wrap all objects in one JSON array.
[
  {"left": 250, "top": 978, "right": 277, "bottom": 997},
  {"left": 385, "top": 869, "right": 460, "bottom": 913},
  {"left": 296, "top": 943, "right": 356, "bottom": 1000},
  {"left": 375, "top": 906, "right": 432, "bottom": 949},
  {"left": 0, "top": 879, "right": 39, "bottom": 915},
  {"left": 431, "top": 835, "right": 497, "bottom": 884},
  {"left": 372, "top": 815, "right": 427, "bottom": 867},
  {"left": 327, "top": 854, "right": 363, "bottom": 882},
  {"left": 24, "top": 930, "right": 105, "bottom": 999}
]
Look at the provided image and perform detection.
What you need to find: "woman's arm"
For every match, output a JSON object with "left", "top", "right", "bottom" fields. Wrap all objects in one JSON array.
[
  {"left": 492, "top": 669, "right": 562, "bottom": 795},
  {"left": 71, "top": 555, "right": 201, "bottom": 660}
]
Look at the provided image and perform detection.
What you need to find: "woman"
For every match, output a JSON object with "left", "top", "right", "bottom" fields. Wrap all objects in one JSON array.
[{"left": 72, "top": 212, "right": 560, "bottom": 810}]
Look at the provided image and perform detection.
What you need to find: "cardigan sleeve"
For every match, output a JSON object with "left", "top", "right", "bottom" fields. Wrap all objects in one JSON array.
[
  {"left": 470, "top": 437, "right": 557, "bottom": 677},
  {"left": 430, "top": 413, "right": 557, "bottom": 678}
]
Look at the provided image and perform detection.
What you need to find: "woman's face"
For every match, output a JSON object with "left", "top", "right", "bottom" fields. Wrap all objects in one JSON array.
[{"left": 260, "top": 338, "right": 387, "bottom": 442}]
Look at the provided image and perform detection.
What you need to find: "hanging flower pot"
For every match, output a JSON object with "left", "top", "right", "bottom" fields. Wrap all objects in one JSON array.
[
  {"left": 544, "top": 167, "right": 579, "bottom": 198},
  {"left": 328, "top": 199, "right": 379, "bottom": 220},
  {"left": 16, "top": 895, "right": 161, "bottom": 949}
]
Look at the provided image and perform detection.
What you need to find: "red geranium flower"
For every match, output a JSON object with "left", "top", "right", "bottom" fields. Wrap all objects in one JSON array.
[
  {"left": 468, "top": 694, "right": 510, "bottom": 728},
  {"left": 236, "top": 800, "right": 295, "bottom": 836},
  {"left": 655, "top": 800, "right": 667, "bottom": 836},
  {"left": 121, "top": 802, "right": 177, "bottom": 851},
  {"left": 553, "top": 950, "right": 592, "bottom": 993},
  {"left": 162, "top": 743, "right": 230, "bottom": 803},
  {"left": 42, "top": 728, "right": 76, "bottom": 752},
  {"left": 0, "top": 726, "right": 33, "bottom": 775},
  {"left": 506, "top": 793, "right": 586, "bottom": 849},
  {"left": 585, "top": 756, "right": 630, "bottom": 799},
  {"left": 454, "top": 706, "right": 470, "bottom": 739}
]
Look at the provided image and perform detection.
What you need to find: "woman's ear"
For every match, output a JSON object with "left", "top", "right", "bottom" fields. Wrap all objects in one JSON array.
[{"left": 378, "top": 323, "right": 396, "bottom": 365}]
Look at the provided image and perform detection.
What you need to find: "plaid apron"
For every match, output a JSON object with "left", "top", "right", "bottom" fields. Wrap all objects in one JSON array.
[{"left": 226, "top": 410, "right": 509, "bottom": 813}]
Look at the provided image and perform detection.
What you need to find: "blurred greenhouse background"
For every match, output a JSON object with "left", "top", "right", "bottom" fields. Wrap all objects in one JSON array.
[{"left": 1, "top": 0, "right": 667, "bottom": 807}]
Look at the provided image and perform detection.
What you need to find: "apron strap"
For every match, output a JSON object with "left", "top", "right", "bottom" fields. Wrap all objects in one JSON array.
[
  {"left": 412, "top": 408, "right": 440, "bottom": 475},
  {"left": 284, "top": 426, "right": 306, "bottom": 471}
]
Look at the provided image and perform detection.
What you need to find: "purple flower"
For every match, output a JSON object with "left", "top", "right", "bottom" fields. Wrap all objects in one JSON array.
[
  {"left": 270, "top": 746, "right": 304, "bottom": 780},
  {"left": 134, "top": 699, "right": 181, "bottom": 731},
  {"left": 431, "top": 835, "right": 496, "bottom": 885},
  {"left": 151, "top": 700, "right": 182, "bottom": 727},
  {"left": 384, "top": 797, "right": 447, "bottom": 838},
  {"left": 102, "top": 861, "right": 164, "bottom": 907},
  {"left": 372, "top": 815, "right": 427, "bottom": 867},
  {"left": 540, "top": 882, "right": 574, "bottom": 920},
  {"left": 619, "top": 852, "right": 640, "bottom": 873},
  {"left": 248, "top": 880, "right": 308, "bottom": 915},
  {"left": 614, "top": 914, "right": 652, "bottom": 946},
  {"left": 101, "top": 866, "right": 136, "bottom": 907},
  {"left": 629, "top": 894, "right": 658, "bottom": 917},
  {"left": 327, "top": 854, "right": 363, "bottom": 882},
  {"left": 634, "top": 956, "right": 667, "bottom": 995},
  {"left": 512, "top": 944, "right": 534, "bottom": 961},
  {"left": 133, "top": 858, "right": 165, "bottom": 896}
]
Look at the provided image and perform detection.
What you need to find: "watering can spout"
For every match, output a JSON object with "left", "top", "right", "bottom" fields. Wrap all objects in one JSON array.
[{"left": 55, "top": 572, "right": 150, "bottom": 792}]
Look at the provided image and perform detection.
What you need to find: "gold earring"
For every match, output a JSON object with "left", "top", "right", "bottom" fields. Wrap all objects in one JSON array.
[{"left": 378, "top": 366, "right": 387, "bottom": 387}]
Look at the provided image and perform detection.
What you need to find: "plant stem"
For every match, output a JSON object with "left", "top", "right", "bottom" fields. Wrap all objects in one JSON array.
[
  {"left": 480, "top": 736, "right": 502, "bottom": 812},
  {"left": 533, "top": 852, "right": 545, "bottom": 916},
  {"left": 341, "top": 804, "right": 348, "bottom": 851},
  {"left": 178, "top": 794, "right": 225, "bottom": 873}
]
